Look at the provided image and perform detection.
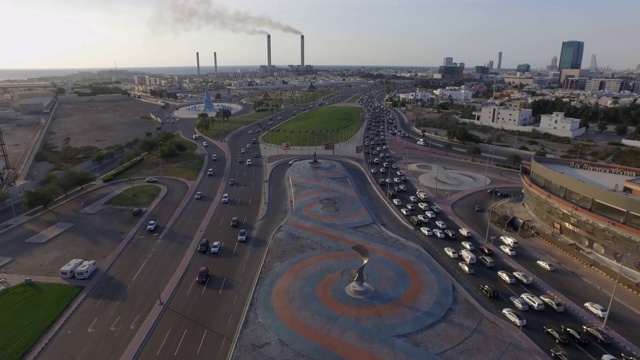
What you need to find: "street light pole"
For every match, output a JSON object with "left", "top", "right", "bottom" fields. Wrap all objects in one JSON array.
[
  {"left": 576, "top": 144, "right": 582, "bottom": 160},
  {"left": 484, "top": 191, "right": 496, "bottom": 244},
  {"left": 603, "top": 254, "right": 626, "bottom": 328}
]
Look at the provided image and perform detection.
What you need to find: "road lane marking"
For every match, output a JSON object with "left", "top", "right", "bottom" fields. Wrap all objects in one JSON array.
[
  {"left": 201, "top": 279, "right": 208, "bottom": 295},
  {"left": 197, "top": 330, "right": 207, "bottom": 354},
  {"left": 157, "top": 329, "right": 171, "bottom": 356},
  {"left": 110, "top": 316, "right": 120, "bottom": 331},
  {"left": 233, "top": 242, "right": 238, "bottom": 254},
  {"left": 234, "top": 294, "right": 238, "bottom": 305},
  {"left": 227, "top": 313, "right": 233, "bottom": 326},
  {"left": 95, "top": 296, "right": 104, "bottom": 307},
  {"left": 219, "top": 278, "right": 226, "bottom": 294},
  {"left": 131, "top": 258, "right": 149, "bottom": 283},
  {"left": 130, "top": 315, "right": 140, "bottom": 329},
  {"left": 175, "top": 329, "right": 187, "bottom": 355},
  {"left": 135, "top": 296, "right": 142, "bottom": 307},
  {"left": 87, "top": 317, "right": 98, "bottom": 332},
  {"left": 187, "top": 278, "right": 195, "bottom": 295}
]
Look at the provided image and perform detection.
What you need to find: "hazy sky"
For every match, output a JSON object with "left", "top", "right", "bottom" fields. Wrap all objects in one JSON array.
[{"left": 1, "top": 0, "right": 639, "bottom": 70}]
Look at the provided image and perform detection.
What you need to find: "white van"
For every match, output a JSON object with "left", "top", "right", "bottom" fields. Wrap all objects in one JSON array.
[
  {"left": 74, "top": 260, "right": 98, "bottom": 280},
  {"left": 500, "top": 236, "right": 519, "bottom": 248},
  {"left": 460, "top": 250, "right": 476, "bottom": 264},
  {"left": 520, "top": 293, "right": 545, "bottom": 310},
  {"left": 59, "top": 259, "right": 84, "bottom": 279}
]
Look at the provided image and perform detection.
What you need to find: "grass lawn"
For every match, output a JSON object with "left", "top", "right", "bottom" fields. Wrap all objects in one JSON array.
[
  {"left": 0, "top": 283, "right": 82, "bottom": 360},
  {"left": 262, "top": 106, "right": 363, "bottom": 146},
  {"left": 105, "top": 185, "right": 161, "bottom": 207},
  {"left": 113, "top": 138, "right": 203, "bottom": 181}
]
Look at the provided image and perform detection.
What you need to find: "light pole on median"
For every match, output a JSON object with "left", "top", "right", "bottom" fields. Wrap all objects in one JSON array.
[
  {"left": 483, "top": 149, "right": 494, "bottom": 189},
  {"left": 603, "top": 252, "right": 628, "bottom": 329},
  {"left": 484, "top": 190, "right": 496, "bottom": 244}
]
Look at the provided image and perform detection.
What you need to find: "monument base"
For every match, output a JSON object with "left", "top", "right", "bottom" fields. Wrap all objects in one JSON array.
[{"left": 345, "top": 282, "right": 374, "bottom": 299}]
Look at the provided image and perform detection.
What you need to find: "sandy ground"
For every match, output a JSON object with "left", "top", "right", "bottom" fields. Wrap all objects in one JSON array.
[{"left": 0, "top": 112, "right": 43, "bottom": 172}]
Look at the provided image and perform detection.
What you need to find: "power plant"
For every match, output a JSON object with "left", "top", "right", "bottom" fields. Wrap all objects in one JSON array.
[
  {"left": 196, "top": 52, "right": 201, "bottom": 75},
  {"left": 301, "top": 35, "right": 305, "bottom": 70},
  {"left": 267, "top": 34, "right": 272, "bottom": 75}
]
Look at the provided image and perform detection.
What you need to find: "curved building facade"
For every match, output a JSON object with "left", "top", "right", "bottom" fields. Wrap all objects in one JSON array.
[{"left": 522, "top": 158, "right": 640, "bottom": 270}]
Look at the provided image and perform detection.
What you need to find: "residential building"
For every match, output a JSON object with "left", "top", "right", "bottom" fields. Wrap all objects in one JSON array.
[
  {"left": 539, "top": 112, "right": 586, "bottom": 138},
  {"left": 397, "top": 89, "right": 431, "bottom": 102},
  {"left": 585, "top": 79, "right": 605, "bottom": 92},
  {"left": 558, "top": 41, "right": 584, "bottom": 70},
  {"left": 503, "top": 74, "right": 534, "bottom": 86},
  {"left": 434, "top": 86, "right": 472, "bottom": 101},
  {"left": 563, "top": 77, "right": 587, "bottom": 90},
  {"left": 473, "top": 106, "right": 533, "bottom": 126},
  {"left": 603, "top": 79, "right": 624, "bottom": 93}
]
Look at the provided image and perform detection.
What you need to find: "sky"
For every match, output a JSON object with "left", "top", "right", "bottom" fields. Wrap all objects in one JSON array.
[{"left": 1, "top": 0, "right": 639, "bottom": 70}]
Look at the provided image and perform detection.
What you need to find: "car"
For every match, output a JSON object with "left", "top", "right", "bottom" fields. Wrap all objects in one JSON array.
[
  {"left": 240, "top": 148, "right": 246, "bottom": 154},
  {"left": 147, "top": 220, "right": 157, "bottom": 231},
  {"left": 435, "top": 220, "right": 447, "bottom": 229},
  {"left": 444, "top": 247, "right": 458, "bottom": 258},
  {"left": 373, "top": 158, "right": 380, "bottom": 164},
  {"left": 202, "top": 141, "right": 208, "bottom": 147},
  {"left": 246, "top": 159, "right": 252, "bottom": 166},
  {"left": 392, "top": 198, "right": 402, "bottom": 206},
  {"left": 246, "top": 143, "right": 251, "bottom": 148},
  {"left": 228, "top": 179, "right": 235, "bottom": 186},
  {"left": 230, "top": 217, "right": 239, "bottom": 227},
  {"left": 237, "top": 229, "right": 247, "bottom": 242},
  {"left": 502, "top": 308, "right": 526, "bottom": 327},
  {"left": 197, "top": 238, "right": 210, "bottom": 253},
  {"left": 211, "top": 154, "right": 218, "bottom": 161},
  {"left": 498, "top": 270, "right": 516, "bottom": 284},
  {"left": 238, "top": 157, "right": 243, "bottom": 163},
  {"left": 248, "top": 130, "right": 253, "bottom": 134},
  {"left": 207, "top": 168, "right": 214, "bottom": 176},
  {"left": 192, "top": 134, "right": 200, "bottom": 139},
  {"left": 417, "top": 215, "right": 428, "bottom": 223},
  {"left": 418, "top": 203, "right": 430, "bottom": 211},
  {"left": 408, "top": 196, "right": 418, "bottom": 203},
  {"left": 475, "top": 204, "right": 482, "bottom": 212},
  {"left": 420, "top": 227, "right": 433, "bottom": 236},
  {"left": 379, "top": 167, "right": 386, "bottom": 173},
  {"left": 500, "top": 245, "right": 516, "bottom": 256},
  {"left": 406, "top": 204, "right": 416, "bottom": 210},
  {"left": 582, "top": 326, "right": 611, "bottom": 344},
  {"left": 459, "top": 228, "right": 472, "bottom": 237},
  {"left": 541, "top": 295, "right": 565, "bottom": 312},
  {"left": 509, "top": 271, "right": 532, "bottom": 285},
  {"left": 521, "top": 293, "right": 545, "bottom": 310},
  {"left": 584, "top": 302, "right": 608, "bottom": 318},
  {"left": 480, "top": 284, "right": 498, "bottom": 299},
  {"left": 393, "top": 177, "right": 402, "bottom": 184},
  {"left": 560, "top": 325, "right": 588, "bottom": 345},
  {"left": 252, "top": 138, "right": 257, "bottom": 144},
  {"left": 371, "top": 168, "right": 377, "bottom": 174},
  {"left": 479, "top": 246, "right": 493, "bottom": 255},
  {"left": 210, "top": 241, "right": 221, "bottom": 254},
  {"left": 145, "top": 177, "right": 158, "bottom": 183},
  {"left": 255, "top": 152, "right": 260, "bottom": 158},
  {"left": 509, "top": 296, "right": 529, "bottom": 311},
  {"left": 433, "top": 229, "right": 445, "bottom": 239},
  {"left": 458, "top": 262, "right": 474, "bottom": 274},
  {"left": 443, "top": 230, "right": 456, "bottom": 239},
  {"left": 431, "top": 205, "right": 441, "bottom": 213},
  {"left": 400, "top": 208, "right": 411, "bottom": 216},
  {"left": 391, "top": 164, "right": 398, "bottom": 169},
  {"left": 479, "top": 255, "right": 495, "bottom": 268},
  {"left": 550, "top": 347, "right": 569, "bottom": 360},
  {"left": 397, "top": 171, "right": 404, "bottom": 176},
  {"left": 537, "top": 260, "right": 555, "bottom": 271},
  {"left": 424, "top": 211, "right": 436, "bottom": 218},
  {"left": 221, "top": 193, "right": 230, "bottom": 203},
  {"left": 383, "top": 162, "right": 390, "bottom": 168},
  {"left": 544, "top": 326, "right": 569, "bottom": 344},
  {"left": 196, "top": 267, "right": 209, "bottom": 284},
  {"left": 621, "top": 354, "right": 639, "bottom": 360},
  {"left": 601, "top": 356, "right": 618, "bottom": 360},
  {"left": 461, "top": 241, "right": 474, "bottom": 250},
  {"left": 195, "top": 192, "right": 202, "bottom": 200},
  {"left": 288, "top": 159, "right": 299, "bottom": 165}
]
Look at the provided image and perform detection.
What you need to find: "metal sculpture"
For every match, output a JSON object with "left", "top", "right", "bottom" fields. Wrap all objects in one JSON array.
[{"left": 351, "top": 245, "right": 369, "bottom": 286}]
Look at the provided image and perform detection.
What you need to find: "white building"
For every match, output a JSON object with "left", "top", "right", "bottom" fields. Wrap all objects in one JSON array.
[
  {"left": 473, "top": 106, "right": 533, "bottom": 126},
  {"left": 434, "top": 86, "right": 473, "bottom": 101},
  {"left": 539, "top": 112, "right": 586, "bottom": 138},
  {"left": 398, "top": 89, "right": 431, "bottom": 102}
]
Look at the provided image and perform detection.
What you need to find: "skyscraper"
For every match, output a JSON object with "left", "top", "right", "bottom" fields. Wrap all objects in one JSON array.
[
  {"left": 497, "top": 51, "right": 502, "bottom": 70},
  {"left": 443, "top": 57, "right": 453, "bottom": 66},
  {"left": 558, "top": 41, "right": 584, "bottom": 70},
  {"left": 590, "top": 54, "right": 598, "bottom": 71}
]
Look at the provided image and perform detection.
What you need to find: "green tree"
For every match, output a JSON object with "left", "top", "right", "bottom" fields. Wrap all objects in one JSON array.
[
  {"left": 0, "top": 190, "right": 8, "bottom": 203},
  {"left": 506, "top": 153, "right": 523, "bottom": 167},
  {"left": 54, "top": 87, "right": 66, "bottom": 95},
  {"left": 615, "top": 122, "right": 628, "bottom": 136},
  {"left": 215, "top": 93, "right": 222, "bottom": 99},
  {"left": 597, "top": 121, "right": 608, "bottom": 132},
  {"left": 23, "top": 185, "right": 60, "bottom": 209},
  {"left": 63, "top": 169, "right": 95, "bottom": 189},
  {"left": 467, "top": 145, "right": 481, "bottom": 161}
]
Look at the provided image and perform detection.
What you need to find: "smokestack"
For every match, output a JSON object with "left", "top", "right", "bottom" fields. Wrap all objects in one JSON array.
[
  {"left": 267, "top": 34, "right": 272, "bottom": 76},
  {"left": 214, "top": 52, "right": 218, "bottom": 77},
  {"left": 300, "top": 35, "right": 305, "bottom": 70},
  {"left": 196, "top": 52, "right": 201, "bottom": 75}
]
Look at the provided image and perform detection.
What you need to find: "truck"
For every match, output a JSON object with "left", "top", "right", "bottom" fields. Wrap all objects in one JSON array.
[
  {"left": 416, "top": 190, "right": 429, "bottom": 202},
  {"left": 460, "top": 250, "right": 476, "bottom": 264}
]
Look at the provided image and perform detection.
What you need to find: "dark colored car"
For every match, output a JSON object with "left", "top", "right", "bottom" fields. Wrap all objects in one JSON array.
[
  {"left": 378, "top": 178, "right": 387, "bottom": 186},
  {"left": 230, "top": 217, "right": 239, "bottom": 227},
  {"left": 196, "top": 267, "right": 209, "bottom": 284},
  {"left": 561, "top": 325, "right": 588, "bottom": 345},
  {"left": 479, "top": 246, "right": 493, "bottom": 255},
  {"left": 480, "top": 284, "right": 498, "bottom": 299},
  {"left": 582, "top": 325, "right": 611, "bottom": 344},
  {"left": 197, "top": 238, "right": 210, "bottom": 253},
  {"left": 544, "top": 326, "right": 569, "bottom": 344},
  {"left": 475, "top": 204, "right": 482, "bottom": 212}
]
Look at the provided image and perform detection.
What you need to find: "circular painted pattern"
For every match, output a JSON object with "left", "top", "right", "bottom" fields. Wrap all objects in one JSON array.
[{"left": 406, "top": 163, "right": 490, "bottom": 190}]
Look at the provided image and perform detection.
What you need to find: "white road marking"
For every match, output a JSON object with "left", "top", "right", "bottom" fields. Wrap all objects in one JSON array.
[
  {"left": 234, "top": 294, "right": 238, "bottom": 305},
  {"left": 87, "top": 317, "right": 97, "bottom": 332},
  {"left": 233, "top": 242, "right": 238, "bottom": 254},
  {"left": 219, "top": 278, "right": 226, "bottom": 294},
  {"left": 197, "top": 330, "right": 207, "bottom": 354},
  {"left": 110, "top": 316, "right": 120, "bottom": 331},
  {"left": 130, "top": 314, "right": 140, "bottom": 329},
  {"left": 187, "top": 278, "right": 195, "bottom": 295},
  {"left": 201, "top": 278, "right": 208, "bottom": 295},
  {"left": 157, "top": 329, "right": 171, "bottom": 356},
  {"left": 134, "top": 296, "right": 142, "bottom": 307},
  {"left": 131, "top": 258, "right": 149, "bottom": 283},
  {"left": 95, "top": 296, "right": 104, "bottom": 307},
  {"left": 175, "top": 329, "right": 187, "bottom": 355}
]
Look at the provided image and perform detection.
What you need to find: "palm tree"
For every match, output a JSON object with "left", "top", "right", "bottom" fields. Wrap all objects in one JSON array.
[
  {"left": 443, "top": 143, "right": 452, "bottom": 155},
  {"left": 468, "top": 146, "right": 482, "bottom": 161},
  {"left": 506, "top": 153, "right": 522, "bottom": 168}
]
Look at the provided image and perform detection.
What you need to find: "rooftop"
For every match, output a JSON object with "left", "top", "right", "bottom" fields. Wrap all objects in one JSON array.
[{"left": 546, "top": 163, "right": 638, "bottom": 195}]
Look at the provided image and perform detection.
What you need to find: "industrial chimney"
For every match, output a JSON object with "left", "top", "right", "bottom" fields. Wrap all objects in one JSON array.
[
  {"left": 214, "top": 52, "right": 218, "bottom": 77},
  {"left": 300, "top": 35, "right": 305, "bottom": 71},
  {"left": 267, "top": 34, "right": 272, "bottom": 76},
  {"left": 196, "top": 52, "right": 201, "bottom": 75}
]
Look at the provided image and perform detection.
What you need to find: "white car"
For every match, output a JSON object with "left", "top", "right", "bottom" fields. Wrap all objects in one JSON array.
[
  {"left": 391, "top": 163, "right": 398, "bottom": 169},
  {"left": 502, "top": 308, "right": 526, "bottom": 327},
  {"left": 397, "top": 171, "right": 404, "bottom": 176},
  {"left": 408, "top": 196, "right": 418, "bottom": 203},
  {"left": 512, "top": 271, "right": 533, "bottom": 284},
  {"left": 393, "top": 178, "right": 402, "bottom": 184},
  {"left": 194, "top": 192, "right": 202, "bottom": 199},
  {"left": 417, "top": 214, "right": 428, "bottom": 223},
  {"left": 202, "top": 142, "right": 208, "bottom": 147},
  {"left": 371, "top": 168, "right": 377, "bottom": 174},
  {"left": 240, "top": 148, "right": 246, "bottom": 154},
  {"left": 192, "top": 134, "right": 200, "bottom": 139},
  {"left": 420, "top": 227, "right": 433, "bottom": 236},
  {"left": 444, "top": 247, "right": 458, "bottom": 258},
  {"left": 500, "top": 245, "right": 516, "bottom": 256},
  {"left": 509, "top": 296, "right": 529, "bottom": 311},
  {"left": 210, "top": 241, "right": 221, "bottom": 254},
  {"left": 433, "top": 229, "right": 445, "bottom": 238},
  {"left": 145, "top": 177, "right": 158, "bottom": 183},
  {"left": 207, "top": 168, "right": 214, "bottom": 176},
  {"left": 289, "top": 159, "right": 299, "bottom": 165},
  {"left": 379, "top": 167, "right": 386, "bottom": 173},
  {"left": 221, "top": 193, "right": 230, "bottom": 203},
  {"left": 400, "top": 208, "right": 411, "bottom": 216},
  {"left": 392, "top": 198, "right": 402, "bottom": 206},
  {"left": 424, "top": 211, "right": 436, "bottom": 218},
  {"left": 431, "top": 205, "right": 441, "bottom": 213},
  {"left": 584, "top": 302, "right": 608, "bottom": 318},
  {"left": 540, "top": 295, "right": 565, "bottom": 313},
  {"left": 435, "top": 220, "right": 447, "bottom": 229},
  {"left": 418, "top": 203, "right": 430, "bottom": 211},
  {"left": 406, "top": 204, "right": 416, "bottom": 210},
  {"left": 498, "top": 270, "right": 516, "bottom": 284},
  {"left": 237, "top": 229, "right": 247, "bottom": 242},
  {"left": 146, "top": 220, "right": 157, "bottom": 231},
  {"left": 536, "top": 260, "right": 555, "bottom": 271},
  {"left": 461, "top": 241, "right": 475, "bottom": 251},
  {"left": 246, "top": 159, "right": 252, "bottom": 166},
  {"left": 458, "top": 262, "right": 474, "bottom": 274},
  {"left": 373, "top": 158, "right": 380, "bottom": 164}
]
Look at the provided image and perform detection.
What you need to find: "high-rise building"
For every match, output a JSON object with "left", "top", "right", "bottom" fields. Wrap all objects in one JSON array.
[
  {"left": 516, "top": 64, "right": 531, "bottom": 73},
  {"left": 558, "top": 41, "right": 584, "bottom": 70},
  {"left": 443, "top": 57, "right": 453, "bottom": 66},
  {"left": 497, "top": 51, "right": 502, "bottom": 70},
  {"left": 488, "top": 60, "right": 494, "bottom": 69},
  {"left": 590, "top": 54, "right": 598, "bottom": 71}
]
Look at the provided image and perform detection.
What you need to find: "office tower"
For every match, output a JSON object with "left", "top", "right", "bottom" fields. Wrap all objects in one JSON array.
[
  {"left": 558, "top": 41, "right": 584, "bottom": 70},
  {"left": 214, "top": 52, "right": 218, "bottom": 76},
  {"left": 497, "top": 51, "right": 502, "bottom": 70},
  {"left": 196, "top": 52, "right": 201, "bottom": 75},
  {"left": 488, "top": 60, "right": 494, "bottom": 69},
  {"left": 590, "top": 54, "right": 598, "bottom": 71},
  {"left": 516, "top": 64, "right": 531, "bottom": 73},
  {"left": 443, "top": 57, "right": 453, "bottom": 66},
  {"left": 551, "top": 56, "right": 558, "bottom": 67}
]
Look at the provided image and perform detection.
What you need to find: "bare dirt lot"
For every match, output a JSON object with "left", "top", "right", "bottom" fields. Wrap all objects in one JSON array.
[
  {"left": 0, "top": 112, "right": 42, "bottom": 172},
  {"left": 49, "top": 99, "right": 160, "bottom": 149}
]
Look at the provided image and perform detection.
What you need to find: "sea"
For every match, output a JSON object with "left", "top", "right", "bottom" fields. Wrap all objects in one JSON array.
[{"left": 0, "top": 65, "right": 388, "bottom": 81}]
